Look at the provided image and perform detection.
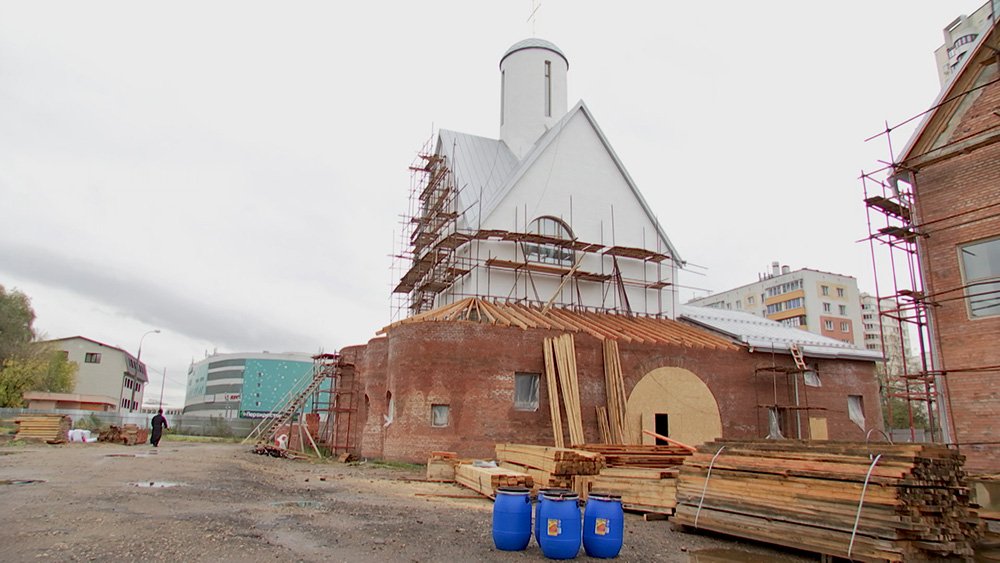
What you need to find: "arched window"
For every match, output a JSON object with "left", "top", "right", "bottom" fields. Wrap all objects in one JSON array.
[{"left": 523, "top": 216, "right": 574, "bottom": 266}]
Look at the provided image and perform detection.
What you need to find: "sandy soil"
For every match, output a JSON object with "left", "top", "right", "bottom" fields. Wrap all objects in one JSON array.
[{"left": 0, "top": 441, "right": 815, "bottom": 562}]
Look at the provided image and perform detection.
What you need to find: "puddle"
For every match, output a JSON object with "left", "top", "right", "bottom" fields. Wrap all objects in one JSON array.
[
  {"left": 0, "top": 479, "right": 45, "bottom": 485},
  {"left": 688, "top": 548, "right": 775, "bottom": 562},
  {"left": 129, "top": 481, "right": 185, "bottom": 488},
  {"left": 271, "top": 500, "right": 324, "bottom": 510}
]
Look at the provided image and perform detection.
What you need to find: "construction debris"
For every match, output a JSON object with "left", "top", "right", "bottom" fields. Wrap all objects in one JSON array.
[
  {"left": 98, "top": 424, "right": 148, "bottom": 446},
  {"left": 14, "top": 415, "right": 71, "bottom": 444},
  {"left": 673, "top": 439, "right": 983, "bottom": 561}
]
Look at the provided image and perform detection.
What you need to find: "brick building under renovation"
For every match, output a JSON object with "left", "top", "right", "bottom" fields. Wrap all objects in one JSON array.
[{"left": 329, "top": 38, "right": 883, "bottom": 462}]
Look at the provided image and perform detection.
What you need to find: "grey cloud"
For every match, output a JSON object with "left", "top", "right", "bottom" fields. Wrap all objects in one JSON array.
[{"left": 0, "top": 240, "right": 316, "bottom": 353}]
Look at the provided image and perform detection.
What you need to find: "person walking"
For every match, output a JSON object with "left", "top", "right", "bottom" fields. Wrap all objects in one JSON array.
[{"left": 150, "top": 409, "right": 169, "bottom": 447}]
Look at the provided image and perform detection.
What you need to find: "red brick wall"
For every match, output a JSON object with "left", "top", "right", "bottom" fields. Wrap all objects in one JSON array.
[
  {"left": 912, "top": 77, "right": 1000, "bottom": 472},
  {"left": 345, "top": 321, "right": 881, "bottom": 463}
]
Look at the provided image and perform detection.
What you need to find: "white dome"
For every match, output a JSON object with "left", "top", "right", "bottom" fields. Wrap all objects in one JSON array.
[{"left": 500, "top": 38, "right": 569, "bottom": 69}]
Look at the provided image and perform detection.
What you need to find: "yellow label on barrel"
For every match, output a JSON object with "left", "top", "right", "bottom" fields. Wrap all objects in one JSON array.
[
  {"left": 595, "top": 517, "right": 609, "bottom": 536},
  {"left": 547, "top": 518, "right": 561, "bottom": 536}
]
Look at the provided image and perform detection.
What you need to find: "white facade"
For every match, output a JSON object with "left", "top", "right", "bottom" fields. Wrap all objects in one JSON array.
[
  {"left": 398, "top": 38, "right": 681, "bottom": 318},
  {"left": 45, "top": 336, "right": 147, "bottom": 413},
  {"left": 933, "top": 1, "right": 996, "bottom": 86},
  {"left": 687, "top": 263, "right": 864, "bottom": 346}
]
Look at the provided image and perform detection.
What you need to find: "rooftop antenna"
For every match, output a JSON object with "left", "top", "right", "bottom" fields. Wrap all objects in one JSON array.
[{"left": 527, "top": 0, "right": 542, "bottom": 35}]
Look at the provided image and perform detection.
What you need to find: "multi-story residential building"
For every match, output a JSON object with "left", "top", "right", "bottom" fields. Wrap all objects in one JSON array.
[
  {"left": 183, "top": 352, "right": 317, "bottom": 419},
  {"left": 687, "top": 263, "right": 864, "bottom": 345},
  {"left": 933, "top": 1, "right": 996, "bottom": 86},
  {"left": 860, "top": 293, "right": 911, "bottom": 376},
  {"left": 43, "top": 336, "right": 148, "bottom": 413}
]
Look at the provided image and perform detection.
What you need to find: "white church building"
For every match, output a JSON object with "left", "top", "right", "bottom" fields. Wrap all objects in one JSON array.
[{"left": 393, "top": 38, "right": 682, "bottom": 320}]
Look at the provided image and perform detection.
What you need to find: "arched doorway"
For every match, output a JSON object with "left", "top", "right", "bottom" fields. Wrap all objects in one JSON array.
[{"left": 625, "top": 367, "right": 722, "bottom": 447}]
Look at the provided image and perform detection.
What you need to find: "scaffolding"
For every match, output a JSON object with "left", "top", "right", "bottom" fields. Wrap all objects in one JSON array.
[
  {"left": 310, "top": 353, "right": 359, "bottom": 456},
  {"left": 753, "top": 344, "right": 826, "bottom": 439},
  {"left": 390, "top": 137, "right": 678, "bottom": 322}
]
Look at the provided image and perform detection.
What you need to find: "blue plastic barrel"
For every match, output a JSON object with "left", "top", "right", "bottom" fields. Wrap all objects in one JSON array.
[
  {"left": 537, "top": 490, "right": 581, "bottom": 559},
  {"left": 535, "top": 488, "right": 570, "bottom": 545},
  {"left": 493, "top": 486, "right": 532, "bottom": 551},
  {"left": 583, "top": 493, "right": 624, "bottom": 558}
]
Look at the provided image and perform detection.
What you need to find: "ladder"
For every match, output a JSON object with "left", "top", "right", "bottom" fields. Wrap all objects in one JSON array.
[
  {"left": 790, "top": 343, "right": 807, "bottom": 371},
  {"left": 242, "top": 362, "right": 329, "bottom": 447}
]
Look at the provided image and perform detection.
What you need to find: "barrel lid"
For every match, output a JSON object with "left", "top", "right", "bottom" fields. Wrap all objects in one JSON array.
[
  {"left": 587, "top": 492, "right": 623, "bottom": 501},
  {"left": 541, "top": 490, "right": 579, "bottom": 500},
  {"left": 497, "top": 486, "right": 531, "bottom": 494}
]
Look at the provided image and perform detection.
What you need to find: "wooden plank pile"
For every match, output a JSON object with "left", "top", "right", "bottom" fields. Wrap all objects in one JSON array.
[
  {"left": 543, "top": 334, "right": 584, "bottom": 447},
  {"left": 98, "top": 424, "right": 149, "bottom": 446},
  {"left": 598, "top": 340, "right": 629, "bottom": 444},
  {"left": 426, "top": 451, "right": 458, "bottom": 482},
  {"left": 574, "top": 444, "right": 692, "bottom": 515},
  {"left": 496, "top": 443, "right": 602, "bottom": 490},
  {"left": 455, "top": 462, "right": 534, "bottom": 499},
  {"left": 14, "top": 415, "right": 71, "bottom": 443},
  {"left": 673, "top": 440, "right": 984, "bottom": 561}
]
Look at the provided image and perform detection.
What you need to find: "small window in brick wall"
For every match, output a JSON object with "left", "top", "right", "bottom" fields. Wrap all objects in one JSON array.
[
  {"left": 431, "top": 404, "right": 450, "bottom": 427},
  {"left": 514, "top": 373, "right": 540, "bottom": 411}
]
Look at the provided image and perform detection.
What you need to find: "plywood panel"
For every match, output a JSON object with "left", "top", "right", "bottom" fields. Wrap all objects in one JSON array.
[{"left": 626, "top": 367, "right": 721, "bottom": 447}]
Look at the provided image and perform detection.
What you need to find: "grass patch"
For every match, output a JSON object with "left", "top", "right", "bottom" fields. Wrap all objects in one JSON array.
[{"left": 161, "top": 434, "right": 241, "bottom": 443}]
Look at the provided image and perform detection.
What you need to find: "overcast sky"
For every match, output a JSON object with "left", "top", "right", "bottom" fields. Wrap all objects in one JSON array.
[{"left": 0, "top": 1, "right": 985, "bottom": 407}]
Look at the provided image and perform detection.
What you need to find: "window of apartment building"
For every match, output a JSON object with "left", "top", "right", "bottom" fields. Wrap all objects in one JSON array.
[
  {"left": 841, "top": 322, "right": 850, "bottom": 332},
  {"left": 847, "top": 395, "right": 865, "bottom": 430},
  {"left": 821, "top": 285, "right": 829, "bottom": 296},
  {"left": 959, "top": 237, "right": 1000, "bottom": 318},
  {"left": 863, "top": 313, "right": 873, "bottom": 320},
  {"left": 766, "top": 279, "right": 802, "bottom": 297},
  {"left": 824, "top": 320, "right": 834, "bottom": 330},
  {"left": 431, "top": 404, "right": 450, "bottom": 427},
  {"left": 837, "top": 288, "right": 845, "bottom": 297},
  {"left": 523, "top": 216, "right": 574, "bottom": 266},
  {"left": 822, "top": 302, "right": 831, "bottom": 313},
  {"left": 735, "top": 300, "right": 741, "bottom": 309},
  {"left": 514, "top": 373, "right": 540, "bottom": 411},
  {"left": 839, "top": 305, "right": 847, "bottom": 315},
  {"left": 85, "top": 352, "right": 102, "bottom": 364},
  {"left": 747, "top": 295, "right": 754, "bottom": 305}
]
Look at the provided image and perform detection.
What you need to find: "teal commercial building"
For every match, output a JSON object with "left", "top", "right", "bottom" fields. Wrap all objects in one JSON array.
[{"left": 183, "top": 352, "right": 321, "bottom": 418}]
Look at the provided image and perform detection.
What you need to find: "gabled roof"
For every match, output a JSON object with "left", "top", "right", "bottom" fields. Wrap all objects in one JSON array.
[
  {"left": 380, "top": 297, "right": 737, "bottom": 350},
  {"left": 437, "top": 129, "right": 519, "bottom": 230},
  {"left": 679, "top": 305, "right": 882, "bottom": 362},
  {"left": 439, "top": 101, "right": 683, "bottom": 263},
  {"left": 897, "top": 18, "right": 1000, "bottom": 168}
]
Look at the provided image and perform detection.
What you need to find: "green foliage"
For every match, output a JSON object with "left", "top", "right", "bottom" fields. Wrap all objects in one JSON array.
[
  {"left": 74, "top": 413, "right": 107, "bottom": 432},
  {"left": 0, "top": 348, "right": 78, "bottom": 407},
  {"left": 0, "top": 285, "right": 77, "bottom": 407},
  {"left": 882, "top": 396, "right": 930, "bottom": 429},
  {"left": 0, "top": 285, "right": 36, "bottom": 365}
]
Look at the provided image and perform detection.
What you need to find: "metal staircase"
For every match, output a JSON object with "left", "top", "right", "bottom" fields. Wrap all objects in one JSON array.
[{"left": 242, "top": 360, "right": 330, "bottom": 447}]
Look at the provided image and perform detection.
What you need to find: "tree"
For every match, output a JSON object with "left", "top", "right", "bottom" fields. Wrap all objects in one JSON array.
[
  {"left": 0, "top": 285, "right": 77, "bottom": 407},
  {"left": 0, "top": 284, "right": 36, "bottom": 365}
]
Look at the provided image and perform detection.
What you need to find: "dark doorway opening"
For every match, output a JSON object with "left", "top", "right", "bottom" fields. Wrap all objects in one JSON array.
[{"left": 654, "top": 413, "right": 669, "bottom": 445}]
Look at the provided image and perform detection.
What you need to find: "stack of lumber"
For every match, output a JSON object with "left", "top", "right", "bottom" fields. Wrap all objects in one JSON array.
[
  {"left": 674, "top": 440, "right": 983, "bottom": 561},
  {"left": 576, "top": 466, "right": 681, "bottom": 515},
  {"left": 426, "top": 451, "right": 458, "bottom": 482},
  {"left": 543, "top": 334, "right": 584, "bottom": 447},
  {"left": 580, "top": 444, "right": 693, "bottom": 467},
  {"left": 574, "top": 444, "right": 692, "bottom": 515},
  {"left": 98, "top": 424, "right": 149, "bottom": 446},
  {"left": 455, "top": 462, "right": 533, "bottom": 499},
  {"left": 14, "top": 415, "right": 71, "bottom": 443},
  {"left": 600, "top": 340, "right": 629, "bottom": 444},
  {"left": 496, "top": 443, "right": 603, "bottom": 490}
]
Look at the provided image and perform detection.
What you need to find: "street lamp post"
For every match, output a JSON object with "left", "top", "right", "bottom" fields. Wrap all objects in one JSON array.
[
  {"left": 159, "top": 368, "right": 167, "bottom": 411},
  {"left": 137, "top": 329, "right": 161, "bottom": 361}
]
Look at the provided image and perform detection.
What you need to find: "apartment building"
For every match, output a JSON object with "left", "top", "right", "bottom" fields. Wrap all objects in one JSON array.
[{"left": 687, "top": 262, "right": 864, "bottom": 345}]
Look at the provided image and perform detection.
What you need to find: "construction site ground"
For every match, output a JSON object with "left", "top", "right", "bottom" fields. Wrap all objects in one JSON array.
[{"left": 0, "top": 440, "right": 815, "bottom": 562}]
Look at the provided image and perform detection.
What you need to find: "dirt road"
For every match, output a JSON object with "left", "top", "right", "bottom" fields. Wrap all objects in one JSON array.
[{"left": 0, "top": 441, "right": 811, "bottom": 562}]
